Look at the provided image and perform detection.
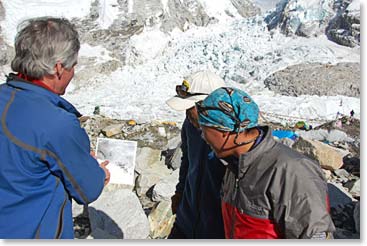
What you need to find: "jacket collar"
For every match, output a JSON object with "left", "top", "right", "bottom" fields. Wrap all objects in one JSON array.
[
  {"left": 238, "top": 126, "right": 276, "bottom": 179},
  {"left": 6, "top": 73, "right": 82, "bottom": 118}
]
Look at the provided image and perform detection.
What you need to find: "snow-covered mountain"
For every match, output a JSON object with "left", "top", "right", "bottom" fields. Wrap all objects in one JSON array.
[{"left": 0, "top": 0, "right": 360, "bottom": 125}]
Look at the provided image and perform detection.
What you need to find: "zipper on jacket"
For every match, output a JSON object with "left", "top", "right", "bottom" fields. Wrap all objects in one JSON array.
[{"left": 230, "top": 178, "right": 239, "bottom": 239}]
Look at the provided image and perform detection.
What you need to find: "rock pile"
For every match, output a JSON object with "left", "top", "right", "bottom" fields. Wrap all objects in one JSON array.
[{"left": 73, "top": 114, "right": 360, "bottom": 239}]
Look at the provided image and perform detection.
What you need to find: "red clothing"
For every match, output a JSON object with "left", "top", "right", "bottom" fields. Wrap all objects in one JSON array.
[{"left": 18, "top": 73, "right": 58, "bottom": 94}]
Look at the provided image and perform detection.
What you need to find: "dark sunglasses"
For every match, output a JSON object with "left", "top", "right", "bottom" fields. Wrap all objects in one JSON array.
[
  {"left": 195, "top": 87, "right": 254, "bottom": 146},
  {"left": 176, "top": 84, "right": 207, "bottom": 98}
]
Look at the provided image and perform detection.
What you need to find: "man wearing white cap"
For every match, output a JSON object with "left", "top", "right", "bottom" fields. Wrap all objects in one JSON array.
[{"left": 166, "top": 70, "right": 226, "bottom": 239}]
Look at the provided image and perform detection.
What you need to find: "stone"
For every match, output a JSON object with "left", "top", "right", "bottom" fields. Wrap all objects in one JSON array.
[
  {"left": 279, "top": 137, "right": 295, "bottom": 148},
  {"left": 345, "top": 179, "right": 360, "bottom": 197},
  {"left": 148, "top": 200, "right": 176, "bottom": 239},
  {"left": 334, "top": 169, "right": 350, "bottom": 179},
  {"left": 322, "top": 169, "right": 332, "bottom": 181},
  {"left": 165, "top": 146, "right": 182, "bottom": 170},
  {"left": 101, "top": 124, "right": 124, "bottom": 137},
  {"left": 166, "top": 135, "right": 181, "bottom": 150},
  {"left": 135, "top": 147, "right": 166, "bottom": 174},
  {"left": 135, "top": 167, "right": 171, "bottom": 198},
  {"left": 158, "top": 127, "right": 166, "bottom": 137},
  {"left": 88, "top": 189, "right": 150, "bottom": 239},
  {"left": 152, "top": 169, "right": 180, "bottom": 202},
  {"left": 293, "top": 137, "right": 346, "bottom": 171}
]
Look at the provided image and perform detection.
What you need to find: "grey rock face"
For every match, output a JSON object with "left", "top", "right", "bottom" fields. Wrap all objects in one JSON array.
[
  {"left": 230, "top": 0, "right": 261, "bottom": 18},
  {"left": 327, "top": 0, "right": 360, "bottom": 47},
  {"left": 265, "top": 0, "right": 335, "bottom": 37},
  {"left": 264, "top": 62, "right": 360, "bottom": 97},
  {"left": 160, "top": 0, "right": 210, "bottom": 33}
]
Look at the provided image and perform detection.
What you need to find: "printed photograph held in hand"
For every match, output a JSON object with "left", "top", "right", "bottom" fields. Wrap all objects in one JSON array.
[{"left": 96, "top": 138, "right": 138, "bottom": 185}]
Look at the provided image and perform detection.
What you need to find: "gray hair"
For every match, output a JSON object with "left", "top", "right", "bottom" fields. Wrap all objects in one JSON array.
[{"left": 11, "top": 17, "right": 80, "bottom": 79}]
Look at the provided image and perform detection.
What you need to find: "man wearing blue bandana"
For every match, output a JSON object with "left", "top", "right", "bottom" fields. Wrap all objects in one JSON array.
[
  {"left": 196, "top": 87, "right": 335, "bottom": 239},
  {"left": 166, "top": 70, "right": 226, "bottom": 238}
]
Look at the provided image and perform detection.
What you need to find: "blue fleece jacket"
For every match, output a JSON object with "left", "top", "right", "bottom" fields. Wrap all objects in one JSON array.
[
  {"left": 0, "top": 77, "right": 105, "bottom": 239},
  {"left": 175, "top": 118, "right": 225, "bottom": 238}
]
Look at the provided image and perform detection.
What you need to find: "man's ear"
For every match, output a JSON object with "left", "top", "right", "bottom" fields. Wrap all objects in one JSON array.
[{"left": 54, "top": 61, "right": 64, "bottom": 79}]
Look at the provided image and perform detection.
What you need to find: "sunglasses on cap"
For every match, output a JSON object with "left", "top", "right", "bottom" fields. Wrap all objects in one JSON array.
[
  {"left": 195, "top": 87, "right": 255, "bottom": 146},
  {"left": 176, "top": 80, "right": 208, "bottom": 98}
]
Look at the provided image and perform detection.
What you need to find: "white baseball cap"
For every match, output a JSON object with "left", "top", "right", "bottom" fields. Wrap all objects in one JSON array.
[{"left": 166, "top": 70, "right": 225, "bottom": 111}]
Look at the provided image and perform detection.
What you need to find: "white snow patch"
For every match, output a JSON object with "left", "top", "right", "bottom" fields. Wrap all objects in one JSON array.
[
  {"left": 97, "top": 0, "right": 120, "bottom": 29},
  {"left": 79, "top": 44, "right": 114, "bottom": 62},
  {"left": 0, "top": 0, "right": 93, "bottom": 45}
]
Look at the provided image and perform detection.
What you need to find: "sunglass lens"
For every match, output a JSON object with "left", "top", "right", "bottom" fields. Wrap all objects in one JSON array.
[{"left": 176, "top": 85, "right": 188, "bottom": 98}]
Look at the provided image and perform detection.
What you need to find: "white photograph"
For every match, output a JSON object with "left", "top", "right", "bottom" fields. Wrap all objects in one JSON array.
[{"left": 96, "top": 138, "right": 138, "bottom": 185}]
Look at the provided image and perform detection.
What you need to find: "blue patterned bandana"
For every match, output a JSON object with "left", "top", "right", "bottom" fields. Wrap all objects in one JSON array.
[{"left": 196, "top": 87, "right": 259, "bottom": 132}]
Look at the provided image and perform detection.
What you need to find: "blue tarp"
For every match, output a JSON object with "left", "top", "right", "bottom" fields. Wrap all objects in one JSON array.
[{"left": 272, "top": 130, "right": 298, "bottom": 140}]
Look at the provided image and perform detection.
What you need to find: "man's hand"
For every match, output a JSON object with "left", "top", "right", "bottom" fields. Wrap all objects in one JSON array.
[
  {"left": 90, "top": 151, "right": 110, "bottom": 186},
  {"left": 171, "top": 192, "right": 182, "bottom": 214},
  {"left": 99, "top": 160, "right": 110, "bottom": 186}
]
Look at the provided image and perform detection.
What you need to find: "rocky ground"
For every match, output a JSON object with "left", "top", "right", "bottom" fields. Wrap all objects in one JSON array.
[
  {"left": 72, "top": 111, "right": 360, "bottom": 239},
  {"left": 264, "top": 62, "right": 360, "bottom": 97}
]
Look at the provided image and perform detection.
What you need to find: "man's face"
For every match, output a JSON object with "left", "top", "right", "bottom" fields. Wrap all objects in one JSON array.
[
  {"left": 201, "top": 126, "right": 231, "bottom": 158},
  {"left": 186, "top": 106, "right": 200, "bottom": 128}
]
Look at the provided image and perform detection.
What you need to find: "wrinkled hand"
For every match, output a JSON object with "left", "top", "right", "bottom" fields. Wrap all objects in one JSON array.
[
  {"left": 171, "top": 192, "right": 182, "bottom": 214},
  {"left": 99, "top": 160, "right": 110, "bottom": 186}
]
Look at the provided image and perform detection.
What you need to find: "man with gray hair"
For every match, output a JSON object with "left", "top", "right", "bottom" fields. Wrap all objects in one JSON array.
[{"left": 0, "top": 17, "right": 110, "bottom": 239}]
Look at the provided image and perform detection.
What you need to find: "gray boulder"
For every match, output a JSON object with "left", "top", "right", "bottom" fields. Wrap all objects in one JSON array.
[
  {"left": 292, "top": 137, "right": 346, "bottom": 171},
  {"left": 152, "top": 169, "right": 180, "bottom": 202},
  {"left": 88, "top": 189, "right": 150, "bottom": 239}
]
